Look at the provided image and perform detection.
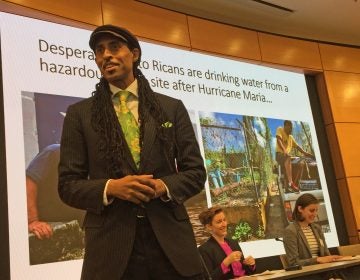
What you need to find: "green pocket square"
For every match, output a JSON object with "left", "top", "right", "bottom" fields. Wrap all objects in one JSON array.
[{"left": 161, "top": 121, "right": 173, "bottom": 128}]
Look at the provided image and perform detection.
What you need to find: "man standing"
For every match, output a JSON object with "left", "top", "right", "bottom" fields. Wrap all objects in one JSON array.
[
  {"left": 275, "top": 120, "right": 313, "bottom": 193},
  {"left": 58, "top": 25, "right": 206, "bottom": 280}
]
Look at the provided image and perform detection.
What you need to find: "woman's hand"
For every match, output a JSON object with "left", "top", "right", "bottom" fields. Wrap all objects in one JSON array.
[
  {"left": 243, "top": 255, "right": 255, "bottom": 266},
  {"left": 316, "top": 255, "right": 342, "bottom": 264},
  {"left": 223, "top": 251, "right": 242, "bottom": 267}
]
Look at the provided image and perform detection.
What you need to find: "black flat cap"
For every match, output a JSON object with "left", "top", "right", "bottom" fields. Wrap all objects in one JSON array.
[{"left": 89, "top": 24, "right": 141, "bottom": 54}]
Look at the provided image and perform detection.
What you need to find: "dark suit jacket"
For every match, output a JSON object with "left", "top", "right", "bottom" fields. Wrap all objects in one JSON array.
[
  {"left": 198, "top": 237, "right": 255, "bottom": 280},
  {"left": 283, "top": 222, "right": 330, "bottom": 267},
  {"left": 58, "top": 92, "right": 206, "bottom": 280}
]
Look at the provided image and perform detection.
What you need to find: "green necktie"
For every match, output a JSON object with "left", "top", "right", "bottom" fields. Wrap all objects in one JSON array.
[{"left": 113, "top": 91, "right": 140, "bottom": 167}]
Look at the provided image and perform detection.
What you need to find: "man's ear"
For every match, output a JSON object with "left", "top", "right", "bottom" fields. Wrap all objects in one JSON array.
[{"left": 132, "top": 48, "right": 140, "bottom": 63}]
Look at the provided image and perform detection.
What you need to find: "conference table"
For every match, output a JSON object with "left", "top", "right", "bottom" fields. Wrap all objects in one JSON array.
[{"left": 237, "top": 257, "right": 360, "bottom": 280}]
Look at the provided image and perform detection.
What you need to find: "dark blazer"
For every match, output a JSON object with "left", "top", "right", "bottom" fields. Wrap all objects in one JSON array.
[
  {"left": 198, "top": 236, "right": 255, "bottom": 280},
  {"left": 58, "top": 92, "right": 206, "bottom": 280},
  {"left": 283, "top": 222, "right": 330, "bottom": 267}
]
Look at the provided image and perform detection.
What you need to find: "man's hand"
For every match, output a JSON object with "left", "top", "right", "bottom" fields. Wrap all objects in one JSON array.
[
  {"left": 28, "top": 220, "right": 53, "bottom": 239},
  {"left": 152, "top": 179, "right": 168, "bottom": 199},
  {"left": 107, "top": 175, "right": 156, "bottom": 205}
]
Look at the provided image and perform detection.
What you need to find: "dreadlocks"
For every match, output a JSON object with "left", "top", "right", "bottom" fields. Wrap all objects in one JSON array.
[{"left": 90, "top": 68, "right": 174, "bottom": 177}]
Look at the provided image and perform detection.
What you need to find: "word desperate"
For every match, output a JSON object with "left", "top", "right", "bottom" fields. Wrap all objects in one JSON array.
[{"left": 38, "top": 39, "right": 94, "bottom": 61}]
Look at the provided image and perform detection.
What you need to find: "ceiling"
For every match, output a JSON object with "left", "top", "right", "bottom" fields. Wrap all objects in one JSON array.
[{"left": 139, "top": 0, "right": 360, "bottom": 47}]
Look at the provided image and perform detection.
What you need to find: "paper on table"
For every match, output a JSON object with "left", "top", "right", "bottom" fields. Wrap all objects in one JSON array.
[{"left": 248, "top": 269, "right": 284, "bottom": 277}]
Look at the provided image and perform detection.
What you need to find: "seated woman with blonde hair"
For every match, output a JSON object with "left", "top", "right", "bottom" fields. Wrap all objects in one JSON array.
[{"left": 198, "top": 207, "right": 255, "bottom": 280}]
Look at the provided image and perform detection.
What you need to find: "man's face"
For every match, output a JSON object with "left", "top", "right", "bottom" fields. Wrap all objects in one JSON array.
[
  {"left": 284, "top": 123, "right": 293, "bottom": 135},
  {"left": 94, "top": 35, "right": 140, "bottom": 88}
]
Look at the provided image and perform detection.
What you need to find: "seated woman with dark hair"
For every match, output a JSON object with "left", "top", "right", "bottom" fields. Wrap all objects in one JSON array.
[
  {"left": 198, "top": 207, "right": 255, "bottom": 280},
  {"left": 283, "top": 193, "right": 341, "bottom": 267}
]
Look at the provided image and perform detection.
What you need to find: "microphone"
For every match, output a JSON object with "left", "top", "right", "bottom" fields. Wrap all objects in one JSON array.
[{"left": 275, "top": 237, "right": 284, "bottom": 242}]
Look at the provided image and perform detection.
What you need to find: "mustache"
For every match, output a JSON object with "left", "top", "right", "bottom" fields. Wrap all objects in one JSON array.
[{"left": 102, "top": 60, "right": 119, "bottom": 69}]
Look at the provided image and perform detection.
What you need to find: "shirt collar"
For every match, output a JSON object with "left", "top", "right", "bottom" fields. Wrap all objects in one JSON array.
[{"left": 109, "top": 79, "right": 138, "bottom": 97}]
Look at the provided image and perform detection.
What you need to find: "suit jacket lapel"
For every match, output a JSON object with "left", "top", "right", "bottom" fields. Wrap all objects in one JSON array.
[
  {"left": 139, "top": 113, "right": 157, "bottom": 172},
  {"left": 209, "top": 236, "right": 227, "bottom": 261},
  {"left": 296, "top": 222, "right": 312, "bottom": 257}
]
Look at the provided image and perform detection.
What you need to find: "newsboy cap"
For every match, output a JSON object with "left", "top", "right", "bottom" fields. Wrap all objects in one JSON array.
[{"left": 89, "top": 24, "right": 141, "bottom": 54}]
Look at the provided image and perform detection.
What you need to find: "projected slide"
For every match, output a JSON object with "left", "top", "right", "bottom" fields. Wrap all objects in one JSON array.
[{"left": 0, "top": 12, "right": 338, "bottom": 279}]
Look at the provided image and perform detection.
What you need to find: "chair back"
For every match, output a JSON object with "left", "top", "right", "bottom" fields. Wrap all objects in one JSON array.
[{"left": 337, "top": 244, "right": 360, "bottom": 256}]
